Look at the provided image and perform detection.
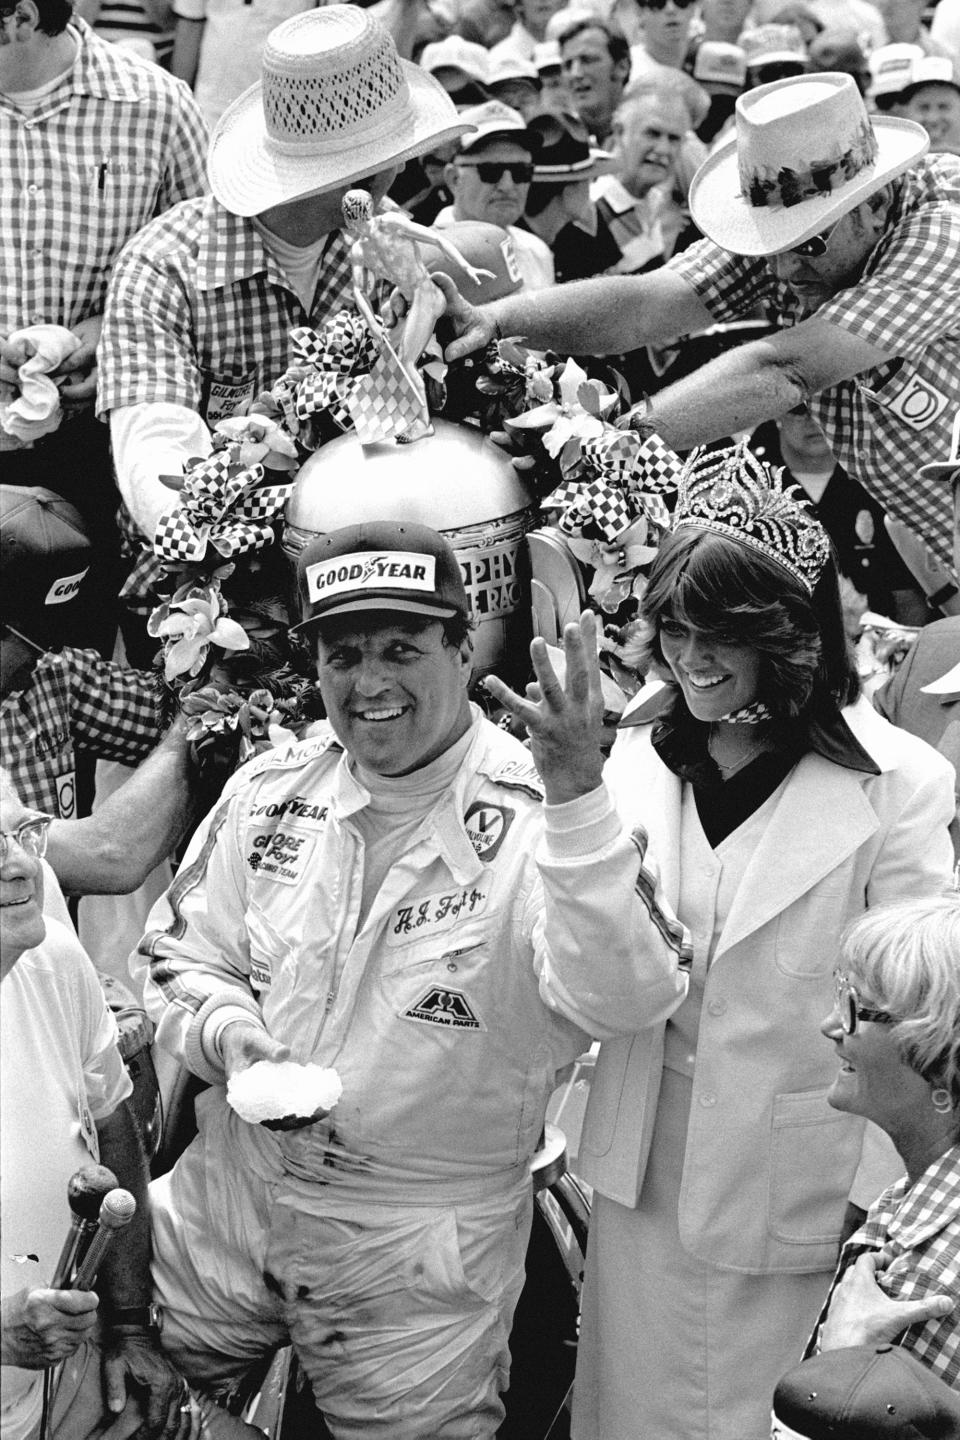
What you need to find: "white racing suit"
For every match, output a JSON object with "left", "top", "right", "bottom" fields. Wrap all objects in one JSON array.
[{"left": 137, "top": 713, "right": 690, "bottom": 1439}]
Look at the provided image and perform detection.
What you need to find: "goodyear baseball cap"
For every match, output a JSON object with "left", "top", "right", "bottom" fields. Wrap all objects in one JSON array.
[
  {"left": 294, "top": 520, "right": 470, "bottom": 631},
  {"left": 0, "top": 486, "right": 92, "bottom": 637}
]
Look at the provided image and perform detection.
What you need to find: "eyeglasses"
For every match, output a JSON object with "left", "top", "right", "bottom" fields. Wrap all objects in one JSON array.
[
  {"left": 0, "top": 816, "right": 52, "bottom": 865},
  {"left": 833, "top": 970, "right": 893, "bottom": 1036},
  {"left": 787, "top": 218, "right": 843, "bottom": 258},
  {"left": 456, "top": 161, "right": 534, "bottom": 185}
]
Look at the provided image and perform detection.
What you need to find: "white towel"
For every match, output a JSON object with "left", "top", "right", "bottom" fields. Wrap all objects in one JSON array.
[{"left": 0, "top": 324, "right": 81, "bottom": 442}]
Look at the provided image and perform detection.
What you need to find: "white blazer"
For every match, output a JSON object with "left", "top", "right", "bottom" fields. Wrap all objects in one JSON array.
[{"left": 577, "top": 692, "right": 956, "bottom": 1274}]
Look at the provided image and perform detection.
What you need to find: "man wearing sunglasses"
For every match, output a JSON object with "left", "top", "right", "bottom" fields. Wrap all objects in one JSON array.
[
  {"left": 442, "top": 71, "right": 960, "bottom": 573},
  {"left": 437, "top": 100, "right": 556, "bottom": 289}
]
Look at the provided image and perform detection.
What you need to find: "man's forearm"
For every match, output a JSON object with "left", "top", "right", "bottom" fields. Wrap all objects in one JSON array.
[
  {"left": 47, "top": 721, "right": 197, "bottom": 895},
  {"left": 645, "top": 337, "right": 807, "bottom": 451},
  {"left": 488, "top": 270, "right": 707, "bottom": 356}
]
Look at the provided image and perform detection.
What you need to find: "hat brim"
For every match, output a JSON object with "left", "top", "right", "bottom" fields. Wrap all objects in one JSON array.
[
  {"left": 689, "top": 114, "right": 929, "bottom": 255},
  {"left": 291, "top": 596, "right": 460, "bottom": 634},
  {"left": 534, "top": 149, "right": 616, "bottom": 183},
  {"left": 208, "top": 61, "right": 475, "bottom": 218},
  {"left": 918, "top": 460, "right": 960, "bottom": 480}
]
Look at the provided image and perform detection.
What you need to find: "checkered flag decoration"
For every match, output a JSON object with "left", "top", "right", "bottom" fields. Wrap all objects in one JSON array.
[
  {"left": 153, "top": 450, "right": 295, "bottom": 563},
  {"left": 544, "top": 429, "right": 682, "bottom": 543},
  {"left": 346, "top": 342, "right": 432, "bottom": 445},
  {"left": 282, "top": 314, "right": 380, "bottom": 431}
]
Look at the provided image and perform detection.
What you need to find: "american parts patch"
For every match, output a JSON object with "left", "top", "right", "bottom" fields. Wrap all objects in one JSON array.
[{"left": 402, "top": 987, "right": 483, "bottom": 1030}]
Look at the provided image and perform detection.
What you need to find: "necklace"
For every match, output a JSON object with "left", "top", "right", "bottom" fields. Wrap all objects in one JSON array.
[{"left": 707, "top": 731, "right": 768, "bottom": 778}]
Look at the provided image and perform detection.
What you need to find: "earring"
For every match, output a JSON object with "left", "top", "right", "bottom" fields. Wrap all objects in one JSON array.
[{"left": 931, "top": 1088, "right": 954, "bottom": 1115}]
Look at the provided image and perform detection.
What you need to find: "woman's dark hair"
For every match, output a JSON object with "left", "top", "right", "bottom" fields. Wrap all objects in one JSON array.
[{"left": 637, "top": 527, "right": 859, "bottom": 725}]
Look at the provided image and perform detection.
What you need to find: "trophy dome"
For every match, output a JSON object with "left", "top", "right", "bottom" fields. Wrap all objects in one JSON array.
[{"left": 283, "top": 420, "right": 536, "bottom": 679}]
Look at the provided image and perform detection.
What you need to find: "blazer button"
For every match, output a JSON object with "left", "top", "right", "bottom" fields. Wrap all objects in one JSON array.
[
  {"left": 698, "top": 1092, "right": 717, "bottom": 1108},
  {"left": 707, "top": 999, "right": 727, "bottom": 1017}
]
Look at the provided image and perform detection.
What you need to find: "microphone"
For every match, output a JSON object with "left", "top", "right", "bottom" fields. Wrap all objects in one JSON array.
[
  {"left": 70, "top": 1190, "right": 137, "bottom": 1291},
  {"left": 50, "top": 1166, "right": 119, "bottom": 1290}
]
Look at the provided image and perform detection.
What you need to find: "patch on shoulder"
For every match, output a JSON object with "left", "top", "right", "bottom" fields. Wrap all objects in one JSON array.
[
  {"left": 239, "top": 728, "right": 340, "bottom": 783},
  {"left": 486, "top": 757, "right": 544, "bottom": 801},
  {"left": 402, "top": 986, "right": 484, "bottom": 1031},
  {"left": 463, "top": 801, "right": 514, "bottom": 862}
]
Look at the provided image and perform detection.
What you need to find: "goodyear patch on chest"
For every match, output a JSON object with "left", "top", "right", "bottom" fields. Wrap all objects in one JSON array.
[
  {"left": 463, "top": 801, "right": 514, "bottom": 861},
  {"left": 402, "top": 986, "right": 484, "bottom": 1030},
  {"left": 246, "top": 827, "right": 317, "bottom": 884},
  {"left": 386, "top": 885, "right": 488, "bottom": 945}
]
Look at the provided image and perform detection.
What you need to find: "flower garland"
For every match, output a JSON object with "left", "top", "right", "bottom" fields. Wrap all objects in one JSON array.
[{"left": 485, "top": 341, "right": 686, "bottom": 615}]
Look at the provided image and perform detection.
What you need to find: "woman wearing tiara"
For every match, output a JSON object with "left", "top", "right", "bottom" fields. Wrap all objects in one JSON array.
[{"left": 486, "top": 442, "right": 956, "bottom": 1440}]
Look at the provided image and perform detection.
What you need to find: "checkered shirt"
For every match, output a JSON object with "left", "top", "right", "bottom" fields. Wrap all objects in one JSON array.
[
  {"left": 668, "top": 155, "right": 960, "bottom": 568},
  {"left": 97, "top": 197, "right": 358, "bottom": 423},
  {"left": 0, "top": 19, "right": 207, "bottom": 337},
  {"left": 807, "top": 1142, "right": 960, "bottom": 1389},
  {"left": 0, "top": 648, "right": 165, "bottom": 818}
]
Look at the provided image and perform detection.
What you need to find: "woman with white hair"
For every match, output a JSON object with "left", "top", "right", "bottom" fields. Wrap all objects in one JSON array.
[{"left": 811, "top": 893, "right": 960, "bottom": 1384}]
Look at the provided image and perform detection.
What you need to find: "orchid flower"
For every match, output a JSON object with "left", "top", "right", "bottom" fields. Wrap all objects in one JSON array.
[
  {"left": 506, "top": 357, "right": 617, "bottom": 461},
  {"left": 567, "top": 516, "right": 660, "bottom": 613},
  {"left": 148, "top": 584, "right": 250, "bottom": 682}
]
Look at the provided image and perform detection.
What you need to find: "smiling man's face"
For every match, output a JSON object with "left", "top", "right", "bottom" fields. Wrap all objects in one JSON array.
[{"left": 314, "top": 616, "right": 473, "bottom": 775}]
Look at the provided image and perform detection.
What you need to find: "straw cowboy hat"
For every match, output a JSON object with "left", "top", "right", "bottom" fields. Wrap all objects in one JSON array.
[
  {"left": 208, "top": 6, "right": 474, "bottom": 217},
  {"left": 689, "top": 71, "right": 929, "bottom": 256}
]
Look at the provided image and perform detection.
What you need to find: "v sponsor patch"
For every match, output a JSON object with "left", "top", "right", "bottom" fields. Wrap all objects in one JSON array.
[
  {"left": 403, "top": 986, "right": 484, "bottom": 1030},
  {"left": 463, "top": 801, "right": 514, "bottom": 861}
]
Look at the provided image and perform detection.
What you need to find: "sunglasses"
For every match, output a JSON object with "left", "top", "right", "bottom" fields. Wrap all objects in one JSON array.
[
  {"left": 787, "top": 217, "right": 843, "bottom": 258},
  {"left": 638, "top": 0, "right": 697, "bottom": 10},
  {"left": 456, "top": 161, "right": 534, "bottom": 184},
  {"left": 833, "top": 970, "right": 893, "bottom": 1036},
  {"left": 0, "top": 815, "right": 51, "bottom": 865}
]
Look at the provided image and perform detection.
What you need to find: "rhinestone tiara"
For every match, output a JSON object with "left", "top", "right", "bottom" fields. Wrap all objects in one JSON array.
[{"left": 674, "top": 441, "right": 831, "bottom": 594}]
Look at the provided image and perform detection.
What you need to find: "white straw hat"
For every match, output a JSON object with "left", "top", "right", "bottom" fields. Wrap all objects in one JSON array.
[
  {"left": 208, "top": 6, "right": 474, "bottom": 217},
  {"left": 689, "top": 72, "right": 929, "bottom": 256}
]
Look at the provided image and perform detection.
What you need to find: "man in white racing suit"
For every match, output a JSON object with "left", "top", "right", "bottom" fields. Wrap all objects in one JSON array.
[{"left": 135, "top": 520, "right": 690, "bottom": 1439}]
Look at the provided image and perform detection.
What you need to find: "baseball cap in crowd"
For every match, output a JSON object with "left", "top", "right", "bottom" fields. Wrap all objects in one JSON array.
[
  {"left": 740, "top": 23, "right": 808, "bottom": 71},
  {"left": 901, "top": 55, "right": 960, "bottom": 104},
  {"left": 423, "top": 220, "right": 524, "bottom": 302},
  {"left": 772, "top": 1345, "right": 960, "bottom": 1439},
  {"left": 533, "top": 40, "right": 563, "bottom": 75},
  {"left": 294, "top": 521, "right": 470, "bottom": 631},
  {"left": 691, "top": 40, "right": 748, "bottom": 96},
  {"left": 689, "top": 72, "right": 929, "bottom": 255},
  {"left": 419, "top": 35, "right": 492, "bottom": 104},
  {"left": 868, "top": 42, "right": 924, "bottom": 104},
  {"left": 527, "top": 110, "right": 615, "bottom": 181},
  {"left": 0, "top": 486, "right": 92, "bottom": 641},
  {"left": 456, "top": 100, "right": 538, "bottom": 152},
  {"left": 486, "top": 53, "right": 542, "bottom": 114},
  {"left": 207, "top": 6, "right": 473, "bottom": 217}
]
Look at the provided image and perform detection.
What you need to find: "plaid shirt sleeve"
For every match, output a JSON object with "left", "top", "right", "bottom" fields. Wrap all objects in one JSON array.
[
  {"left": 62, "top": 646, "right": 166, "bottom": 766},
  {"left": 666, "top": 236, "right": 778, "bottom": 324},
  {"left": 808, "top": 1144, "right": 960, "bottom": 1389},
  {"left": 99, "top": 202, "right": 209, "bottom": 412}
]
